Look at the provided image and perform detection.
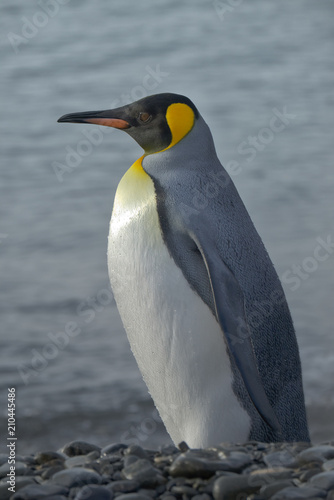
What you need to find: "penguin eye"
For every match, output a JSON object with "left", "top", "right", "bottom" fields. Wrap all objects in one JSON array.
[{"left": 139, "top": 112, "right": 152, "bottom": 123}]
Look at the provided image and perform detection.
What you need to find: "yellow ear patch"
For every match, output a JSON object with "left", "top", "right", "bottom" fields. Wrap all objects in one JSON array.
[{"left": 164, "top": 103, "right": 195, "bottom": 150}]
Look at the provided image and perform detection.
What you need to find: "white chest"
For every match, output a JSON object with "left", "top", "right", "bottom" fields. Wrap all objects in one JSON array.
[{"left": 108, "top": 161, "right": 250, "bottom": 447}]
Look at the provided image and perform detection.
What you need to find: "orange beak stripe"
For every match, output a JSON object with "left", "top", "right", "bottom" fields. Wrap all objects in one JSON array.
[{"left": 83, "top": 118, "right": 130, "bottom": 129}]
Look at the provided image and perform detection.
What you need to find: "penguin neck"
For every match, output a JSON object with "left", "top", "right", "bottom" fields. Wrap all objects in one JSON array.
[{"left": 142, "top": 116, "right": 219, "bottom": 177}]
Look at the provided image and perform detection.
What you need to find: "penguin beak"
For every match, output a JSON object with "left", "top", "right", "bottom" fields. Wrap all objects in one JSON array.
[{"left": 57, "top": 110, "right": 130, "bottom": 129}]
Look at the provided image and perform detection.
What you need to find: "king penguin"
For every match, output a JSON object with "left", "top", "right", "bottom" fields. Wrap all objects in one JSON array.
[{"left": 58, "top": 93, "right": 310, "bottom": 447}]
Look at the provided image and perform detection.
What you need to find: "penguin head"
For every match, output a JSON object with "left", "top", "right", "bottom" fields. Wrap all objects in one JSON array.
[{"left": 58, "top": 93, "right": 199, "bottom": 154}]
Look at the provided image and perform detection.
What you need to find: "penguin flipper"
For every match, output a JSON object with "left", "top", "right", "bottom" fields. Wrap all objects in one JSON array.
[{"left": 190, "top": 230, "right": 282, "bottom": 436}]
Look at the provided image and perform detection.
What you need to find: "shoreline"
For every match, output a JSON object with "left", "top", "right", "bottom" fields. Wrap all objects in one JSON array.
[
  {"left": 12, "top": 403, "right": 334, "bottom": 457},
  {"left": 1, "top": 440, "right": 334, "bottom": 500}
]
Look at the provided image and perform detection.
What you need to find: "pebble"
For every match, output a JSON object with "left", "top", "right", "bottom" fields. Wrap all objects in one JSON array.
[
  {"left": 249, "top": 466, "right": 294, "bottom": 485},
  {"left": 0, "top": 462, "right": 27, "bottom": 479},
  {"left": 192, "top": 495, "right": 211, "bottom": 500},
  {"left": 124, "top": 446, "right": 149, "bottom": 460},
  {"left": 158, "top": 445, "right": 179, "bottom": 455},
  {"left": 11, "top": 483, "right": 69, "bottom": 499},
  {"left": 178, "top": 442, "right": 190, "bottom": 452},
  {"left": 297, "top": 445, "right": 334, "bottom": 464},
  {"left": 171, "top": 484, "right": 198, "bottom": 495},
  {"left": 323, "top": 458, "right": 334, "bottom": 471},
  {"left": 138, "top": 487, "right": 160, "bottom": 497},
  {"left": 0, "top": 455, "right": 9, "bottom": 466},
  {"left": 35, "top": 451, "right": 65, "bottom": 466},
  {"left": 263, "top": 450, "right": 298, "bottom": 469},
  {"left": 259, "top": 480, "right": 296, "bottom": 499},
  {"left": 42, "top": 497, "right": 68, "bottom": 500},
  {"left": 124, "top": 455, "right": 141, "bottom": 468},
  {"left": 41, "top": 465, "right": 65, "bottom": 480},
  {"left": 65, "top": 454, "right": 98, "bottom": 469},
  {"left": 61, "top": 441, "right": 101, "bottom": 457},
  {"left": 310, "top": 470, "right": 334, "bottom": 490},
  {"left": 298, "top": 465, "right": 323, "bottom": 482},
  {"left": 169, "top": 449, "right": 252, "bottom": 478},
  {"left": 270, "top": 485, "right": 327, "bottom": 499},
  {"left": 0, "top": 477, "right": 36, "bottom": 500},
  {"left": 102, "top": 443, "right": 128, "bottom": 456},
  {"left": 108, "top": 479, "right": 141, "bottom": 493},
  {"left": 213, "top": 474, "right": 260, "bottom": 500},
  {"left": 116, "top": 494, "right": 153, "bottom": 500},
  {"left": 5, "top": 440, "right": 334, "bottom": 500},
  {"left": 51, "top": 467, "right": 102, "bottom": 488},
  {"left": 74, "top": 484, "right": 112, "bottom": 499},
  {"left": 122, "top": 459, "right": 165, "bottom": 487}
]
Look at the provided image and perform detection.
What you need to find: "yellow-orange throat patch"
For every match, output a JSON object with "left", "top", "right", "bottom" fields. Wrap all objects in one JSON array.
[
  {"left": 115, "top": 102, "right": 196, "bottom": 203},
  {"left": 164, "top": 103, "right": 195, "bottom": 151}
]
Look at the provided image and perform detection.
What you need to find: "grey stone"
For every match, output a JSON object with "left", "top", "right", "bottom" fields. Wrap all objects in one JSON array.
[
  {"left": 169, "top": 449, "right": 252, "bottom": 479},
  {"left": 107, "top": 479, "right": 140, "bottom": 493},
  {"left": 34, "top": 451, "right": 65, "bottom": 465},
  {"left": 11, "top": 457, "right": 29, "bottom": 465},
  {"left": 196, "top": 480, "right": 216, "bottom": 494},
  {"left": 124, "top": 455, "right": 140, "bottom": 468},
  {"left": 0, "top": 476, "right": 36, "bottom": 488},
  {"left": 249, "top": 466, "right": 293, "bottom": 486},
  {"left": 65, "top": 454, "right": 94, "bottom": 468},
  {"left": 74, "top": 484, "right": 112, "bottom": 499},
  {"left": 122, "top": 459, "right": 165, "bottom": 488},
  {"left": 322, "top": 458, "right": 334, "bottom": 471},
  {"left": 116, "top": 495, "right": 153, "bottom": 500},
  {"left": 10, "top": 483, "right": 68, "bottom": 499},
  {"left": 297, "top": 445, "right": 334, "bottom": 464},
  {"left": 19, "top": 457, "right": 35, "bottom": 467},
  {"left": 98, "top": 461, "right": 114, "bottom": 476},
  {"left": 51, "top": 467, "right": 102, "bottom": 488},
  {"left": 299, "top": 469, "right": 320, "bottom": 483},
  {"left": 160, "top": 496, "right": 177, "bottom": 500},
  {"left": 213, "top": 474, "right": 260, "bottom": 500},
  {"left": 215, "top": 444, "right": 250, "bottom": 454},
  {"left": 192, "top": 495, "right": 211, "bottom": 500},
  {"left": 178, "top": 442, "right": 190, "bottom": 452},
  {"left": 257, "top": 442, "right": 271, "bottom": 451},
  {"left": 87, "top": 450, "right": 101, "bottom": 460},
  {"left": 0, "top": 462, "right": 27, "bottom": 479},
  {"left": 43, "top": 497, "right": 67, "bottom": 500},
  {"left": 0, "top": 477, "right": 36, "bottom": 500},
  {"left": 38, "top": 497, "right": 67, "bottom": 500},
  {"left": 61, "top": 440, "right": 101, "bottom": 457},
  {"left": 166, "top": 477, "right": 187, "bottom": 489},
  {"left": 271, "top": 485, "right": 327, "bottom": 499},
  {"left": 158, "top": 445, "right": 179, "bottom": 455},
  {"left": 138, "top": 488, "right": 159, "bottom": 497},
  {"left": 102, "top": 443, "right": 128, "bottom": 456},
  {"left": 260, "top": 480, "right": 296, "bottom": 499},
  {"left": 0, "top": 455, "right": 9, "bottom": 466},
  {"left": 310, "top": 471, "right": 334, "bottom": 490},
  {"left": 124, "top": 446, "right": 149, "bottom": 460},
  {"left": 263, "top": 450, "right": 298, "bottom": 469},
  {"left": 171, "top": 484, "right": 197, "bottom": 495},
  {"left": 41, "top": 465, "right": 64, "bottom": 480},
  {"left": 100, "top": 455, "right": 123, "bottom": 465},
  {"left": 112, "top": 471, "right": 123, "bottom": 481},
  {"left": 219, "top": 451, "right": 253, "bottom": 471},
  {"left": 169, "top": 454, "right": 214, "bottom": 479},
  {"left": 0, "top": 484, "right": 12, "bottom": 500},
  {"left": 154, "top": 455, "right": 174, "bottom": 466}
]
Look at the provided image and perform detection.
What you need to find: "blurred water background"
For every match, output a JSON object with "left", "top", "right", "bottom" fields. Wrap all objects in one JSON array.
[{"left": 1, "top": 0, "right": 333, "bottom": 454}]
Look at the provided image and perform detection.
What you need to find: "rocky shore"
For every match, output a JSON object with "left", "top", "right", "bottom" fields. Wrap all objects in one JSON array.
[{"left": 1, "top": 440, "right": 334, "bottom": 500}]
